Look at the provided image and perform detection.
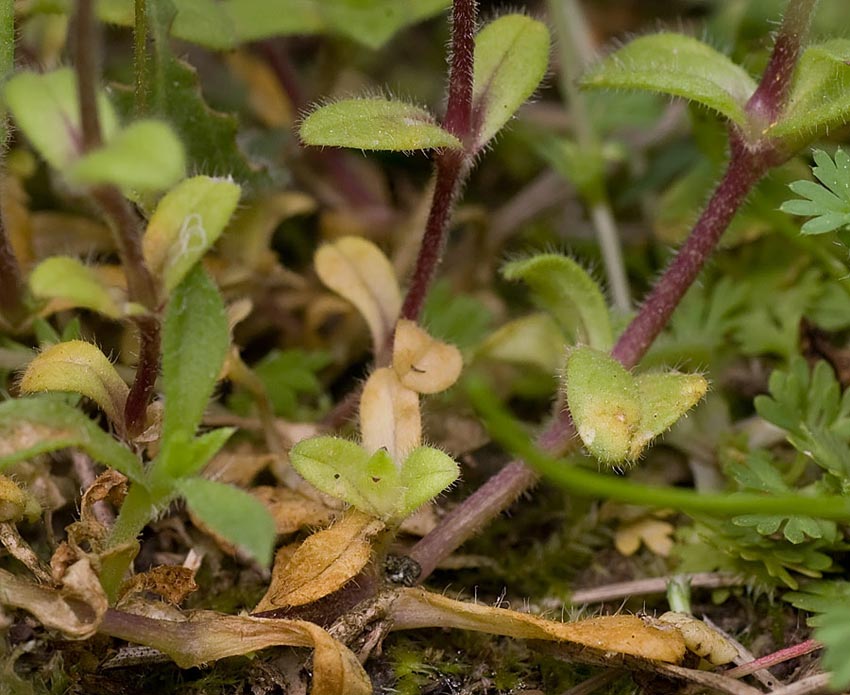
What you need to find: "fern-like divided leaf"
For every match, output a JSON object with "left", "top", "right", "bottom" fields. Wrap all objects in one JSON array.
[{"left": 781, "top": 149, "right": 850, "bottom": 235}]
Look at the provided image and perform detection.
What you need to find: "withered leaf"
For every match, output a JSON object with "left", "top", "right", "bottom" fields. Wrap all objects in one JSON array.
[
  {"left": 252, "top": 485, "right": 334, "bottom": 535},
  {"left": 118, "top": 565, "right": 199, "bottom": 606},
  {"left": 255, "top": 509, "right": 385, "bottom": 612},
  {"left": 359, "top": 367, "right": 421, "bottom": 461},
  {"left": 392, "top": 319, "right": 463, "bottom": 394}
]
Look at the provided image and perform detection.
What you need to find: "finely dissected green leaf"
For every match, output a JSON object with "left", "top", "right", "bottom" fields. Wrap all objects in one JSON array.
[
  {"left": 502, "top": 254, "right": 613, "bottom": 350},
  {"left": 816, "top": 606, "right": 850, "bottom": 690},
  {"left": 68, "top": 120, "right": 185, "bottom": 193},
  {"left": 630, "top": 371, "right": 708, "bottom": 459},
  {"left": 300, "top": 98, "right": 461, "bottom": 152},
  {"left": 785, "top": 580, "right": 850, "bottom": 626},
  {"left": 142, "top": 176, "right": 241, "bottom": 292},
  {"left": 767, "top": 40, "right": 850, "bottom": 142},
  {"left": 0, "top": 396, "right": 144, "bottom": 482},
  {"left": 4, "top": 68, "right": 119, "bottom": 170},
  {"left": 159, "top": 265, "right": 230, "bottom": 464},
  {"left": 471, "top": 14, "right": 550, "bottom": 150},
  {"left": 290, "top": 437, "right": 402, "bottom": 520},
  {"left": 780, "top": 149, "right": 850, "bottom": 234},
  {"left": 28, "top": 257, "right": 122, "bottom": 318},
  {"left": 19, "top": 340, "right": 129, "bottom": 429},
  {"left": 580, "top": 33, "right": 756, "bottom": 126},
  {"left": 564, "top": 346, "right": 640, "bottom": 464},
  {"left": 399, "top": 447, "right": 458, "bottom": 514},
  {"left": 178, "top": 477, "right": 275, "bottom": 565}
]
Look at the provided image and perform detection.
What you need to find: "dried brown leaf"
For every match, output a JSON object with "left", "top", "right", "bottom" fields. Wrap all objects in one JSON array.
[
  {"left": 390, "top": 588, "right": 686, "bottom": 663},
  {"left": 252, "top": 485, "right": 334, "bottom": 535},
  {"left": 99, "top": 607, "right": 372, "bottom": 695},
  {"left": 118, "top": 565, "right": 198, "bottom": 606},
  {"left": 392, "top": 319, "right": 463, "bottom": 394},
  {"left": 314, "top": 236, "right": 401, "bottom": 350},
  {"left": 80, "top": 469, "right": 127, "bottom": 526},
  {"left": 255, "top": 510, "right": 385, "bottom": 612},
  {"left": 359, "top": 367, "right": 420, "bottom": 461}
]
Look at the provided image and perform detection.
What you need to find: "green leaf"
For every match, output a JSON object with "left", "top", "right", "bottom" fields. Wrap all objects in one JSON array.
[
  {"left": 580, "top": 33, "right": 757, "bottom": 126},
  {"left": 28, "top": 256, "right": 122, "bottom": 318},
  {"left": 290, "top": 436, "right": 401, "bottom": 520},
  {"left": 816, "top": 606, "right": 850, "bottom": 690},
  {"left": 4, "top": 67, "right": 119, "bottom": 170},
  {"left": 564, "top": 346, "right": 640, "bottom": 464},
  {"left": 142, "top": 176, "right": 241, "bottom": 292},
  {"left": 399, "top": 446, "right": 459, "bottom": 514},
  {"left": 19, "top": 340, "right": 129, "bottom": 429},
  {"left": 630, "top": 371, "right": 708, "bottom": 459},
  {"left": 300, "top": 98, "right": 461, "bottom": 152},
  {"left": 477, "top": 313, "right": 566, "bottom": 375},
  {"left": 471, "top": 14, "right": 550, "bottom": 150},
  {"left": 780, "top": 149, "right": 850, "bottom": 235},
  {"left": 502, "top": 254, "right": 613, "bottom": 350},
  {"left": 67, "top": 120, "right": 185, "bottom": 194},
  {"left": 767, "top": 40, "right": 850, "bottom": 142},
  {"left": 785, "top": 580, "right": 850, "bottom": 626},
  {"left": 158, "top": 265, "right": 229, "bottom": 473},
  {"left": 0, "top": 396, "right": 144, "bottom": 483},
  {"left": 421, "top": 281, "right": 493, "bottom": 351},
  {"left": 158, "top": 427, "right": 235, "bottom": 483},
  {"left": 177, "top": 477, "right": 275, "bottom": 565}
]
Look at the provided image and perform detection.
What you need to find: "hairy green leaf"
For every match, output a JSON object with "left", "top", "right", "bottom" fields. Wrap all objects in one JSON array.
[
  {"left": 158, "top": 265, "right": 229, "bottom": 474},
  {"left": 580, "top": 33, "right": 756, "bottom": 126},
  {"left": 178, "top": 477, "right": 275, "bottom": 565},
  {"left": 502, "top": 254, "right": 613, "bottom": 350},
  {"left": 472, "top": 14, "right": 550, "bottom": 150},
  {"left": 0, "top": 396, "right": 144, "bottom": 482},
  {"left": 399, "top": 447, "right": 458, "bottom": 513},
  {"left": 68, "top": 120, "right": 185, "bottom": 193},
  {"left": 300, "top": 98, "right": 461, "bottom": 152}
]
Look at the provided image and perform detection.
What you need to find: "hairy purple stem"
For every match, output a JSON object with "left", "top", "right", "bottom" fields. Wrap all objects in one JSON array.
[
  {"left": 74, "top": 0, "right": 161, "bottom": 437},
  {"left": 409, "top": 0, "right": 818, "bottom": 583},
  {"left": 441, "top": 0, "right": 476, "bottom": 141}
]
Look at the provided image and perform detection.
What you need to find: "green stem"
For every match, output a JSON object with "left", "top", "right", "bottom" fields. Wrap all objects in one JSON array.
[
  {"left": 547, "top": 0, "right": 630, "bottom": 312},
  {"left": 101, "top": 484, "right": 158, "bottom": 600},
  {"left": 133, "top": 0, "right": 149, "bottom": 116}
]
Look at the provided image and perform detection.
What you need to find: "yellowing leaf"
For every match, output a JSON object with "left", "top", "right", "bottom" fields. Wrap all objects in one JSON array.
[
  {"left": 392, "top": 319, "right": 463, "bottom": 394},
  {"left": 314, "top": 236, "right": 401, "bottom": 350},
  {"left": 255, "top": 510, "right": 385, "bottom": 611},
  {"left": 391, "top": 588, "right": 686, "bottom": 663},
  {"left": 0, "top": 474, "right": 41, "bottom": 523},
  {"left": 359, "top": 367, "right": 421, "bottom": 461},
  {"left": 20, "top": 340, "right": 129, "bottom": 429},
  {"left": 29, "top": 256, "right": 123, "bottom": 318},
  {"left": 658, "top": 612, "right": 738, "bottom": 665},
  {"left": 614, "top": 517, "right": 675, "bottom": 557},
  {"left": 143, "top": 175, "right": 242, "bottom": 293},
  {"left": 98, "top": 606, "right": 371, "bottom": 695}
]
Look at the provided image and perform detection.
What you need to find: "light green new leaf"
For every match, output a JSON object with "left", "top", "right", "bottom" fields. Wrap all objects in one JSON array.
[
  {"left": 400, "top": 446, "right": 459, "bottom": 514},
  {"left": 143, "top": 176, "right": 241, "bottom": 292},
  {"left": 19, "top": 340, "right": 129, "bottom": 430},
  {"left": 631, "top": 371, "right": 708, "bottom": 459},
  {"left": 472, "top": 14, "right": 550, "bottom": 150},
  {"left": 178, "top": 477, "right": 275, "bottom": 565},
  {"left": 68, "top": 120, "right": 185, "bottom": 193},
  {"left": 4, "top": 68, "right": 119, "bottom": 170},
  {"left": 159, "top": 265, "right": 229, "bottom": 468},
  {"left": 29, "top": 256, "right": 122, "bottom": 318},
  {"left": 580, "top": 33, "right": 756, "bottom": 126},
  {"left": 502, "top": 254, "right": 613, "bottom": 350},
  {"left": 564, "top": 347, "right": 640, "bottom": 464},
  {"left": 768, "top": 40, "right": 850, "bottom": 142},
  {"left": 300, "top": 98, "right": 462, "bottom": 152},
  {"left": 477, "top": 313, "right": 565, "bottom": 374},
  {"left": 0, "top": 396, "right": 144, "bottom": 483},
  {"left": 290, "top": 437, "right": 401, "bottom": 521}
]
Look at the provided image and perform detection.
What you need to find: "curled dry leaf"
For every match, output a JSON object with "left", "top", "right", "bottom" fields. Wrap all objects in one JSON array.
[
  {"left": 254, "top": 509, "right": 385, "bottom": 612},
  {"left": 392, "top": 319, "right": 463, "bottom": 394},
  {"left": 360, "top": 367, "right": 421, "bottom": 460},
  {"left": 390, "top": 588, "right": 686, "bottom": 664},
  {"left": 19, "top": 340, "right": 129, "bottom": 430},
  {"left": 99, "top": 607, "right": 372, "bottom": 695},
  {"left": 252, "top": 485, "right": 334, "bottom": 535},
  {"left": 314, "top": 236, "right": 401, "bottom": 351},
  {"left": 80, "top": 469, "right": 127, "bottom": 526},
  {"left": 0, "top": 559, "right": 107, "bottom": 639},
  {"left": 118, "top": 565, "right": 199, "bottom": 606}
]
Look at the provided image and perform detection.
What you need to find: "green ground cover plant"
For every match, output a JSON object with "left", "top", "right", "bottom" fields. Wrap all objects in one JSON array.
[{"left": 2, "top": 0, "right": 850, "bottom": 692}]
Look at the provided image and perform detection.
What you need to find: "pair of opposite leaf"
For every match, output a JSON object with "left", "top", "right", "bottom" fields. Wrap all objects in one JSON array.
[
  {"left": 290, "top": 237, "right": 463, "bottom": 525},
  {"left": 3, "top": 67, "right": 242, "bottom": 315},
  {"left": 500, "top": 254, "right": 707, "bottom": 465}
]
